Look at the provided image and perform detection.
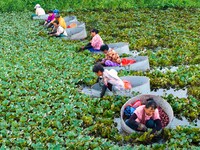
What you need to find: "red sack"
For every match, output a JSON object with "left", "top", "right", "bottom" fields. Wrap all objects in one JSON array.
[
  {"left": 128, "top": 100, "right": 142, "bottom": 108},
  {"left": 121, "top": 58, "right": 136, "bottom": 66},
  {"left": 123, "top": 80, "right": 132, "bottom": 90}
]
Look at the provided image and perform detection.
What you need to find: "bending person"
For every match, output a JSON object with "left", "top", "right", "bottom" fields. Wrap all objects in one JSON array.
[
  {"left": 48, "top": 20, "right": 67, "bottom": 37},
  {"left": 100, "top": 44, "right": 121, "bottom": 67},
  {"left": 125, "top": 99, "right": 162, "bottom": 134},
  {"left": 48, "top": 14, "right": 67, "bottom": 29},
  {"left": 80, "top": 29, "right": 103, "bottom": 52},
  {"left": 44, "top": 10, "right": 55, "bottom": 27},
  {"left": 92, "top": 63, "right": 125, "bottom": 98}
]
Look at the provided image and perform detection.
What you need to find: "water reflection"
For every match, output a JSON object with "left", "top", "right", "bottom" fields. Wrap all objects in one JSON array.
[{"left": 150, "top": 88, "right": 188, "bottom": 98}]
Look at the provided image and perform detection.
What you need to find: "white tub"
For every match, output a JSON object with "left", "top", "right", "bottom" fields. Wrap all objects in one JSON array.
[
  {"left": 104, "top": 56, "right": 150, "bottom": 71},
  {"left": 63, "top": 21, "right": 87, "bottom": 40},
  {"left": 63, "top": 16, "right": 78, "bottom": 26},
  {"left": 120, "top": 94, "right": 174, "bottom": 134},
  {"left": 82, "top": 76, "right": 150, "bottom": 97},
  {"left": 108, "top": 42, "right": 130, "bottom": 55}
]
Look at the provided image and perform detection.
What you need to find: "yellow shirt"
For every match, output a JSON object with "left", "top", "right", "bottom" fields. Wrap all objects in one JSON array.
[{"left": 57, "top": 17, "right": 67, "bottom": 29}]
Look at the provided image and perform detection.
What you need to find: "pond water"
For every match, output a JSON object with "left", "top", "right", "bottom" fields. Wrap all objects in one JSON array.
[
  {"left": 129, "top": 50, "right": 141, "bottom": 57},
  {"left": 82, "top": 86, "right": 188, "bottom": 99},
  {"left": 150, "top": 88, "right": 188, "bottom": 98},
  {"left": 155, "top": 66, "right": 179, "bottom": 73},
  {"left": 153, "top": 64, "right": 199, "bottom": 73}
]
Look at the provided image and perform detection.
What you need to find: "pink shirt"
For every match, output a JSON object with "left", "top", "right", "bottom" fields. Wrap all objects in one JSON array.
[
  {"left": 91, "top": 34, "right": 103, "bottom": 50},
  {"left": 134, "top": 105, "right": 160, "bottom": 123}
]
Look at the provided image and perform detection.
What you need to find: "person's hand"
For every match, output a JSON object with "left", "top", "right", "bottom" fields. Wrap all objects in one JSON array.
[{"left": 137, "top": 123, "right": 147, "bottom": 131}]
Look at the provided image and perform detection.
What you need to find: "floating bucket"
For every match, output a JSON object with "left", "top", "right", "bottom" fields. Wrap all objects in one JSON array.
[
  {"left": 108, "top": 42, "right": 130, "bottom": 55},
  {"left": 64, "top": 16, "right": 78, "bottom": 26},
  {"left": 82, "top": 76, "right": 150, "bottom": 97},
  {"left": 63, "top": 21, "right": 87, "bottom": 40},
  {"left": 104, "top": 56, "right": 150, "bottom": 71},
  {"left": 120, "top": 94, "right": 174, "bottom": 134}
]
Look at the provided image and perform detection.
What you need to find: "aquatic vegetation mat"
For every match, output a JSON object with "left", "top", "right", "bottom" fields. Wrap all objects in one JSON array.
[{"left": 0, "top": 8, "right": 199, "bottom": 149}]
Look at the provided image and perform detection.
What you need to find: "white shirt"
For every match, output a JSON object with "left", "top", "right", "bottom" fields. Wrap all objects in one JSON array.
[
  {"left": 56, "top": 26, "right": 68, "bottom": 36},
  {"left": 35, "top": 8, "right": 45, "bottom": 16},
  {"left": 103, "top": 69, "right": 124, "bottom": 90}
]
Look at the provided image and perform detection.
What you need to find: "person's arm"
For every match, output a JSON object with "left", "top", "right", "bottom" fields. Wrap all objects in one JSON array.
[
  {"left": 126, "top": 113, "right": 147, "bottom": 132},
  {"left": 151, "top": 119, "right": 162, "bottom": 133},
  {"left": 151, "top": 109, "right": 162, "bottom": 133},
  {"left": 126, "top": 114, "right": 138, "bottom": 127},
  {"left": 126, "top": 114, "right": 142, "bottom": 131},
  {"left": 50, "top": 18, "right": 56, "bottom": 24},
  {"left": 48, "top": 27, "right": 57, "bottom": 36}
]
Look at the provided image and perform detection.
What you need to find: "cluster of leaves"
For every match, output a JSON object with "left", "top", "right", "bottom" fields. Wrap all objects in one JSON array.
[
  {"left": 69, "top": 8, "right": 200, "bottom": 67},
  {"left": 71, "top": 8, "right": 200, "bottom": 99},
  {"left": 118, "top": 65, "right": 200, "bottom": 90},
  {"left": 151, "top": 127, "right": 200, "bottom": 149},
  {"left": 0, "top": 8, "right": 199, "bottom": 149},
  {"left": 164, "top": 95, "right": 200, "bottom": 121},
  {"left": 1, "top": 0, "right": 200, "bottom": 12}
]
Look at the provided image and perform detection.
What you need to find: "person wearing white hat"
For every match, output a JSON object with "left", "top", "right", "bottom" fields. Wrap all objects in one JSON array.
[
  {"left": 34, "top": 4, "right": 45, "bottom": 16},
  {"left": 31, "top": 4, "right": 45, "bottom": 18}
]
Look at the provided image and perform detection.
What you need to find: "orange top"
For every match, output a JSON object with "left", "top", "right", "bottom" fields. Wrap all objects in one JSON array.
[{"left": 57, "top": 17, "right": 67, "bottom": 29}]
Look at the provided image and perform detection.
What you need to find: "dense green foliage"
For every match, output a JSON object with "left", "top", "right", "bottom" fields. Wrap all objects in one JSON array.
[
  {"left": 1, "top": 0, "right": 200, "bottom": 12},
  {"left": 0, "top": 7, "right": 200, "bottom": 149}
]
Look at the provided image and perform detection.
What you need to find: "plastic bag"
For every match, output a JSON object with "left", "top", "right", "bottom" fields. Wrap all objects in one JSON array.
[{"left": 121, "top": 58, "right": 136, "bottom": 66}]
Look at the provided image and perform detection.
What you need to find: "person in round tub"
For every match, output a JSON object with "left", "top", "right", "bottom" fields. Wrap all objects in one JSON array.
[
  {"left": 125, "top": 98, "right": 162, "bottom": 134},
  {"left": 80, "top": 29, "right": 103, "bottom": 52}
]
